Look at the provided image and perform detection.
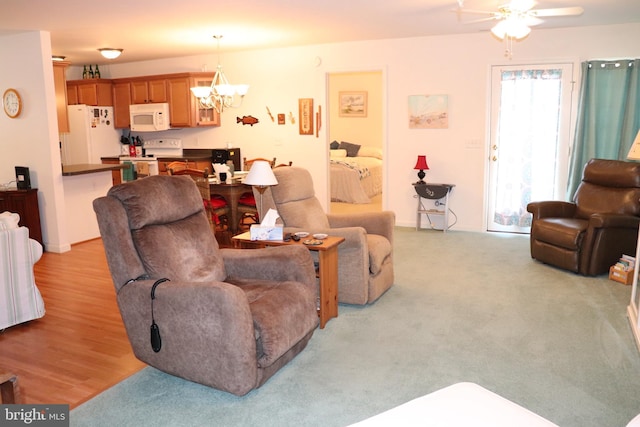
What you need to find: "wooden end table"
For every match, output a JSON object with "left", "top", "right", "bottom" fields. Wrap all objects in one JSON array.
[
  {"left": 232, "top": 232, "right": 344, "bottom": 328},
  {"left": 0, "top": 371, "right": 20, "bottom": 404}
]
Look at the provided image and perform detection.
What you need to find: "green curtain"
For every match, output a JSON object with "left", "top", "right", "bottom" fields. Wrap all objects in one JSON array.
[{"left": 566, "top": 59, "right": 640, "bottom": 199}]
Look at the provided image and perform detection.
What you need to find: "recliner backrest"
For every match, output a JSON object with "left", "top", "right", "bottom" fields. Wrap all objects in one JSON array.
[
  {"left": 573, "top": 159, "right": 640, "bottom": 219},
  {"left": 269, "top": 167, "right": 330, "bottom": 229},
  {"left": 104, "top": 175, "right": 227, "bottom": 283}
]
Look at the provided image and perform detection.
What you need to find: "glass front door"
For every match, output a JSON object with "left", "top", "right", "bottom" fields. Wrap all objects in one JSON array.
[{"left": 487, "top": 63, "right": 574, "bottom": 233}]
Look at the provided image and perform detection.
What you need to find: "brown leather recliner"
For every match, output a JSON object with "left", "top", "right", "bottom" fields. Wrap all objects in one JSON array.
[
  {"left": 527, "top": 158, "right": 640, "bottom": 276},
  {"left": 93, "top": 175, "right": 319, "bottom": 396}
]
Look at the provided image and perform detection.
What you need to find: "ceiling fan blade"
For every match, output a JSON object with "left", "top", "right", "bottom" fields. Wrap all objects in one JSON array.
[
  {"left": 463, "top": 16, "right": 502, "bottom": 24},
  {"left": 453, "top": 8, "right": 501, "bottom": 16},
  {"left": 530, "top": 7, "right": 584, "bottom": 17},
  {"left": 523, "top": 16, "right": 544, "bottom": 26}
]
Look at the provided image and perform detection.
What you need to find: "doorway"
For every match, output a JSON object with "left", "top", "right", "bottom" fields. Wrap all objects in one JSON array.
[
  {"left": 328, "top": 71, "right": 384, "bottom": 214},
  {"left": 487, "top": 63, "right": 574, "bottom": 233}
]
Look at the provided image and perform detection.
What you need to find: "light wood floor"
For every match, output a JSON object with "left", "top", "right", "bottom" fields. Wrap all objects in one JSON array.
[{"left": 0, "top": 239, "right": 145, "bottom": 408}]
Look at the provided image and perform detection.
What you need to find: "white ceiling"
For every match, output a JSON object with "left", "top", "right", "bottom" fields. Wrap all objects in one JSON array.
[{"left": 2, "top": 0, "right": 640, "bottom": 65}]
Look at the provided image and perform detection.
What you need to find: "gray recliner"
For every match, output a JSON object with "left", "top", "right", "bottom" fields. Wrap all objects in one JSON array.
[
  {"left": 257, "top": 166, "right": 395, "bottom": 305},
  {"left": 93, "top": 175, "right": 319, "bottom": 396}
]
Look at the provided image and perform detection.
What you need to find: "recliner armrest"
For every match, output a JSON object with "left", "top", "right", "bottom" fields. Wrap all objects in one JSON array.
[
  {"left": 527, "top": 201, "right": 576, "bottom": 219},
  {"left": 327, "top": 211, "right": 395, "bottom": 242},
  {"left": 221, "top": 245, "right": 316, "bottom": 288},
  {"left": 589, "top": 213, "right": 640, "bottom": 229}
]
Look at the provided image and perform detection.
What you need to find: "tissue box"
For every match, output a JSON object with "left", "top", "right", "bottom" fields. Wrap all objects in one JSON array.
[{"left": 250, "top": 225, "right": 284, "bottom": 241}]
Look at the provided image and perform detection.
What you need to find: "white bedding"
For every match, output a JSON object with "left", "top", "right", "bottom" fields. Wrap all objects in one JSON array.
[{"left": 330, "top": 154, "right": 382, "bottom": 204}]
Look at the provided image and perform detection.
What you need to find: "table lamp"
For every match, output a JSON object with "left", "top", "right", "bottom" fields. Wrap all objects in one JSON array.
[
  {"left": 243, "top": 160, "right": 278, "bottom": 219},
  {"left": 414, "top": 155, "right": 429, "bottom": 184},
  {"left": 626, "top": 129, "right": 640, "bottom": 353},
  {"left": 627, "top": 129, "right": 640, "bottom": 160}
]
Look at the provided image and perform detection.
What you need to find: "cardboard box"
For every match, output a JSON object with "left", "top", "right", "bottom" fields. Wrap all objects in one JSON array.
[
  {"left": 249, "top": 224, "right": 283, "bottom": 241},
  {"left": 609, "top": 266, "right": 634, "bottom": 285}
]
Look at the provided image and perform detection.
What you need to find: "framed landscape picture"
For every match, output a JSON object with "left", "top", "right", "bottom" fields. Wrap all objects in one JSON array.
[
  {"left": 339, "top": 91, "right": 367, "bottom": 117},
  {"left": 408, "top": 94, "right": 449, "bottom": 129}
]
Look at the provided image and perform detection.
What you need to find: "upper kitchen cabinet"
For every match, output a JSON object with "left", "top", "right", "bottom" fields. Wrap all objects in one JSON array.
[
  {"left": 110, "top": 72, "right": 218, "bottom": 129},
  {"left": 112, "top": 81, "right": 132, "bottom": 129},
  {"left": 53, "top": 61, "right": 70, "bottom": 133},
  {"left": 130, "top": 77, "right": 168, "bottom": 104},
  {"left": 67, "top": 79, "right": 113, "bottom": 106},
  {"left": 189, "top": 74, "right": 220, "bottom": 127}
]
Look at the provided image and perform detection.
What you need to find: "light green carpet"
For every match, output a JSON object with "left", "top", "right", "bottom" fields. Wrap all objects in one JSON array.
[{"left": 71, "top": 228, "right": 640, "bottom": 426}]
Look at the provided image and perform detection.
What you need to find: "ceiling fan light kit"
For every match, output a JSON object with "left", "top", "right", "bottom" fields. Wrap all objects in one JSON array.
[{"left": 456, "top": 1, "right": 584, "bottom": 58}]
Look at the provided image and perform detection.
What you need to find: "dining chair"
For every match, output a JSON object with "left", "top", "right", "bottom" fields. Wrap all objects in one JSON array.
[{"left": 167, "top": 163, "right": 230, "bottom": 238}]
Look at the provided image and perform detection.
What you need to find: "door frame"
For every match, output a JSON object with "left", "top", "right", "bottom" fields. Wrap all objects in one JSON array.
[
  {"left": 323, "top": 65, "right": 389, "bottom": 212},
  {"left": 484, "top": 59, "right": 580, "bottom": 232}
]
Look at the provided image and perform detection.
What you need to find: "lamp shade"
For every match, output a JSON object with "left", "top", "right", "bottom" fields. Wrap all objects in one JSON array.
[
  {"left": 627, "top": 130, "right": 640, "bottom": 161},
  {"left": 414, "top": 155, "right": 429, "bottom": 170},
  {"left": 243, "top": 161, "right": 278, "bottom": 186}
]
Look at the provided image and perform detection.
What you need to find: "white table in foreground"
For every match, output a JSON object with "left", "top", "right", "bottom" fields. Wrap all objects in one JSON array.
[{"left": 348, "top": 382, "right": 558, "bottom": 427}]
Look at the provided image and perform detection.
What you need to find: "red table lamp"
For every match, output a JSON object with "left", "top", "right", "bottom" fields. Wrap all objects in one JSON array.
[{"left": 414, "top": 155, "right": 429, "bottom": 184}]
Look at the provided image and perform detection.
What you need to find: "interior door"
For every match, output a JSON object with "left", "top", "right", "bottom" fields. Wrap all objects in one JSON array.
[{"left": 487, "top": 63, "right": 574, "bottom": 233}]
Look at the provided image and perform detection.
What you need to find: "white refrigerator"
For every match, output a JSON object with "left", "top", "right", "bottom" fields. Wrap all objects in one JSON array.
[{"left": 61, "top": 105, "right": 122, "bottom": 165}]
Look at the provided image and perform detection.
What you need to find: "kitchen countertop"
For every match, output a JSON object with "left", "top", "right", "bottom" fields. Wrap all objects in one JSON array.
[
  {"left": 100, "top": 154, "right": 212, "bottom": 162},
  {"left": 62, "top": 163, "right": 128, "bottom": 176}
]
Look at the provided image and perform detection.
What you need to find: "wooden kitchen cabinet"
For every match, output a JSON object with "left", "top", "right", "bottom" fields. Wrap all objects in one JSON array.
[
  {"left": 101, "top": 158, "right": 123, "bottom": 186},
  {"left": 67, "top": 79, "right": 113, "bottom": 106},
  {"left": 0, "top": 189, "right": 43, "bottom": 246},
  {"left": 190, "top": 75, "right": 220, "bottom": 127},
  {"left": 166, "top": 77, "right": 192, "bottom": 127},
  {"left": 130, "top": 78, "right": 168, "bottom": 104},
  {"left": 112, "top": 82, "right": 132, "bottom": 129},
  {"left": 53, "top": 61, "right": 70, "bottom": 133},
  {"left": 111, "top": 72, "right": 218, "bottom": 129}
]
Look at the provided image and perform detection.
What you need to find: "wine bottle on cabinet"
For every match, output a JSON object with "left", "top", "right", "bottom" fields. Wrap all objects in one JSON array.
[
  {"left": 95, "top": 65, "right": 101, "bottom": 79},
  {"left": 82, "top": 65, "right": 88, "bottom": 79},
  {"left": 89, "top": 65, "right": 94, "bottom": 79}
]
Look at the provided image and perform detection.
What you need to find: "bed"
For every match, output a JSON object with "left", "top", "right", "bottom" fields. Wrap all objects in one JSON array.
[{"left": 330, "top": 145, "right": 383, "bottom": 204}]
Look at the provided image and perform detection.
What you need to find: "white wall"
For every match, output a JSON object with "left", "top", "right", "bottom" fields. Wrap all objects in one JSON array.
[
  {"left": 3, "top": 23, "right": 640, "bottom": 245},
  {"left": 0, "top": 31, "right": 69, "bottom": 252},
  {"left": 95, "top": 23, "right": 640, "bottom": 231}
]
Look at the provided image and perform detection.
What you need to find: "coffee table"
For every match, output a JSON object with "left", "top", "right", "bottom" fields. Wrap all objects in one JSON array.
[{"left": 232, "top": 232, "right": 344, "bottom": 328}]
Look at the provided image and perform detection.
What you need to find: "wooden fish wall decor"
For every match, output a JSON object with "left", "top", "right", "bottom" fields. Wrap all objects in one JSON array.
[{"left": 237, "top": 115, "right": 259, "bottom": 126}]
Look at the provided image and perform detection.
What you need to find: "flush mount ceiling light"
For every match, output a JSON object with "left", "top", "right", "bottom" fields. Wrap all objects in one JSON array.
[
  {"left": 190, "top": 35, "right": 249, "bottom": 113},
  {"left": 454, "top": 0, "right": 584, "bottom": 58},
  {"left": 98, "top": 48, "right": 123, "bottom": 59}
]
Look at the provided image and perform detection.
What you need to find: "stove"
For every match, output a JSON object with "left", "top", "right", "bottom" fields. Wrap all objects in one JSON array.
[
  {"left": 143, "top": 138, "right": 183, "bottom": 157},
  {"left": 119, "top": 139, "right": 183, "bottom": 180}
]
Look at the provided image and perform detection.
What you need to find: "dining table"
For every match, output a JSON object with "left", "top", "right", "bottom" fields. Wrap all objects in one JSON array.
[{"left": 209, "top": 176, "right": 252, "bottom": 234}]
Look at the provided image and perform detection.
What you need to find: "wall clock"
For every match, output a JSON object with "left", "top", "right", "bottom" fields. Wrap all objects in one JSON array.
[{"left": 3, "top": 88, "right": 23, "bottom": 118}]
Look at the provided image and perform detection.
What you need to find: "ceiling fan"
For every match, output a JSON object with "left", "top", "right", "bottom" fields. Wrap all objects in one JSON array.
[{"left": 455, "top": 0, "right": 584, "bottom": 40}]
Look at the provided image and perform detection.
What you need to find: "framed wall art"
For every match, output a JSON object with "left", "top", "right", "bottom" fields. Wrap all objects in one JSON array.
[
  {"left": 339, "top": 91, "right": 367, "bottom": 117},
  {"left": 408, "top": 94, "right": 449, "bottom": 129},
  {"left": 298, "top": 98, "right": 314, "bottom": 135}
]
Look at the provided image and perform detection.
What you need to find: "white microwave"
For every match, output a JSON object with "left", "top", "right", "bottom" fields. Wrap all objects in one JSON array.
[{"left": 129, "top": 103, "right": 171, "bottom": 132}]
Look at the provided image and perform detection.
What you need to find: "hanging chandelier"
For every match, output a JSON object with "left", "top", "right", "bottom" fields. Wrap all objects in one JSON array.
[{"left": 190, "top": 35, "right": 249, "bottom": 113}]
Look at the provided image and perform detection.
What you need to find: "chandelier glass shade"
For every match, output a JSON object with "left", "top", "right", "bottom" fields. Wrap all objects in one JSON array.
[{"left": 190, "top": 36, "right": 249, "bottom": 113}]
